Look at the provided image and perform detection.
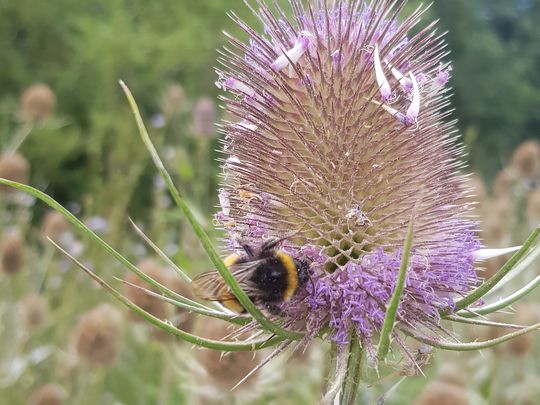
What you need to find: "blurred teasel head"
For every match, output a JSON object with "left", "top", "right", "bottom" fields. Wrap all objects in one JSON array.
[
  {"left": 0, "top": 153, "right": 29, "bottom": 193},
  {"left": 1, "top": 230, "right": 24, "bottom": 274},
  {"left": 20, "top": 83, "right": 57, "bottom": 123},
  {"left": 215, "top": 0, "right": 480, "bottom": 352}
]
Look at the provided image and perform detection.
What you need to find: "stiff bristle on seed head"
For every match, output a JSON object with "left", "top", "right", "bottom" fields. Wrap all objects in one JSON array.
[{"left": 216, "top": 1, "right": 479, "bottom": 347}]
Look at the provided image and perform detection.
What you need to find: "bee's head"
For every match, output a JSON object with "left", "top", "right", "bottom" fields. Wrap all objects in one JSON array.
[{"left": 294, "top": 258, "right": 311, "bottom": 287}]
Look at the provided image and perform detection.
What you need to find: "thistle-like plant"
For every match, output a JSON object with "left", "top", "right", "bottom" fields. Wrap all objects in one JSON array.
[{"left": 2, "top": 1, "right": 540, "bottom": 404}]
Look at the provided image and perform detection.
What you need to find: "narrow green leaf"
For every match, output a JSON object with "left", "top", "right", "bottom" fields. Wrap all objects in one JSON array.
[
  {"left": 443, "top": 226, "right": 540, "bottom": 315},
  {"left": 376, "top": 213, "right": 415, "bottom": 360},
  {"left": 445, "top": 315, "right": 525, "bottom": 329},
  {"left": 402, "top": 323, "right": 540, "bottom": 351},
  {"left": 119, "top": 80, "right": 303, "bottom": 341},
  {"left": 115, "top": 276, "right": 250, "bottom": 325},
  {"left": 454, "top": 275, "right": 540, "bottom": 319},
  {"left": 128, "top": 218, "right": 192, "bottom": 283},
  {"left": 52, "top": 239, "right": 283, "bottom": 351}
]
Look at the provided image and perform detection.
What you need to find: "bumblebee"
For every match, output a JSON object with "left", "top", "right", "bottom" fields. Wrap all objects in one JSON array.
[{"left": 191, "top": 238, "right": 310, "bottom": 314}]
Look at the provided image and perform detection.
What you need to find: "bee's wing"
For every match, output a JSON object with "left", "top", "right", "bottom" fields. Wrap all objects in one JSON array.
[{"left": 191, "top": 260, "right": 264, "bottom": 301}]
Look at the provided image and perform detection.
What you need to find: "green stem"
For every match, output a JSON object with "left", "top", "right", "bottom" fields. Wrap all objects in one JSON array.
[{"left": 340, "top": 337, "right": 364, "bottom": 405}]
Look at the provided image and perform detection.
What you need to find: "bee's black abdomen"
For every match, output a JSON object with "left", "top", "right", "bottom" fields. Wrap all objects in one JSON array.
[{"left": 249, "top": 258, "right": 289, "bottom": 303}]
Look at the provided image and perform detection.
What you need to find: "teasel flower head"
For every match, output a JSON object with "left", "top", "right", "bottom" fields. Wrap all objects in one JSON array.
[{"left": 216, "top": 0, "right": 485, "bottom": 353}]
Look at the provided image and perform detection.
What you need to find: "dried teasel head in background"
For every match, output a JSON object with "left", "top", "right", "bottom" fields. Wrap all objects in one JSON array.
[
  {"left": 194, "top": 317, "right": 261, "bottom": 391},
  {"left": 28, "top": 383, "right": 67, "bottom": 405},
  {"left": 192, "top": 97, "right": 217, "bottom": 137},
  {"left": 511, "top": 140, "right": 540, "bottom": 178},
  {"left": 19, "top": 294, "right": 49, "bottom": 331},
  {"left": 20, "top": 83, "right": 57, "bottom": 123},
  {"left": 162, "top": 82, "right": 185, "bottom": 117},
  {"left": 526, "top": 187, "right": 540, "bottom": 224},
  {"left": 1, "top": 230, "right": 25, "bottom": 274},
  {"left": 493, "top": 168, "right": 516, "bottom": 198},
  {"left": 70, "top": 303, "right": 123, "bottom": 366},
  {"left": 414, "top": 380, "right": 469, "bottom": 405},
  {"left": 40, "top": 211, "right": 70, "bottom": 243},
  {"left": 0, "top": 154, "right": 30, "bottom": 193}
]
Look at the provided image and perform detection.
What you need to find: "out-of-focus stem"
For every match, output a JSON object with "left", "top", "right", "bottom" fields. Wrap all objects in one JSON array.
[{"left": 339, "top": 337, "right": 363, "bottom": 405}]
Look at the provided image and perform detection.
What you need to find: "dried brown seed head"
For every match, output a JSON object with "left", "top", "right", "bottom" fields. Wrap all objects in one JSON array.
[
  {"left": 0, "top": 153, "right": 30, "bottom": 192},
  {"left": 511, "top": 140, "right": 540, "bottom": 178},
  {"left": 28, "top": 383, "right": 67, "bottom": 405},
  {"left": 19, "top": 294, "right": 48, "bottom": 331},
  {"left": 195, "top": 317, "right": 260, "bottom": 390},
  {"left": 1, "top": 231, "right": 24, "bottom": 274},
  {"left": 20, "top": 84, "right": 56, "bottom": 123},
  {"left": 71, "top": 303, "right": 123, "bottom": 366},
  {"left": 40, "top": 211, "right": 70, "bottom": 242},
  {"left": 415, "top": 380, "right": 469, "bottom": 405}
]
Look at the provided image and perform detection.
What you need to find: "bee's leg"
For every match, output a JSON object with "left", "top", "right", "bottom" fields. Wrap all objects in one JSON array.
[
  {"left": 260, "top": 238, "right": 281, "bottom": 255},
  {"left": 241, "top": 244, "right": 255, "bottom": 259}
]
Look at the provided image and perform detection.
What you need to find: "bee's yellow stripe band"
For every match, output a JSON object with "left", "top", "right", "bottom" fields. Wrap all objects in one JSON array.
[{"left": 276, "top": 251, "right": 298, "bottom": 301}]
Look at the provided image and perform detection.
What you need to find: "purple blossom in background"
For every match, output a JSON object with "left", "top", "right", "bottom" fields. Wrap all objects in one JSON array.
[{"left": 215, "top": 0, "right": 481, "bottom": 352}]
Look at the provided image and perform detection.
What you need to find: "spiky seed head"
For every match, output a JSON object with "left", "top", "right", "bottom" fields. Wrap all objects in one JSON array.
[
  {"left": 459, "top": 174, "right": 486, "bottom": 217},
  {"left": 40, "top": 211, "right": 70, "bottom": 243},
  {"left": 1, "top": 231, "right": 24, "bottom": 274},
  {"left": 162, "top": 83, "right": 186, "bottom": 117},
  {"left": 414, "top": 380, "right": 469, "bottom": 405},
  {"left": 28, "top": 383, "right": 67, "bottom": 405},
  {"left": 192, "top": 97, "right": 217, "bottom": 137},
  {"left": 20, "top": 84, "right": 57, "bottom": 123},
  {"left": 216, "top": 0, "right": 479, "bottom": 347},
  {"left": 19, "top": 294, "right": 48, "bottom": 331},
  {"left": 0, "top": 153, "right": 30, "bottom": 192},
  {"left": 511, "top": 140, "right": 540, "bottom": 178},
  {"left": 71, "top": 303, "right": 123, "bottom": 366}
]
